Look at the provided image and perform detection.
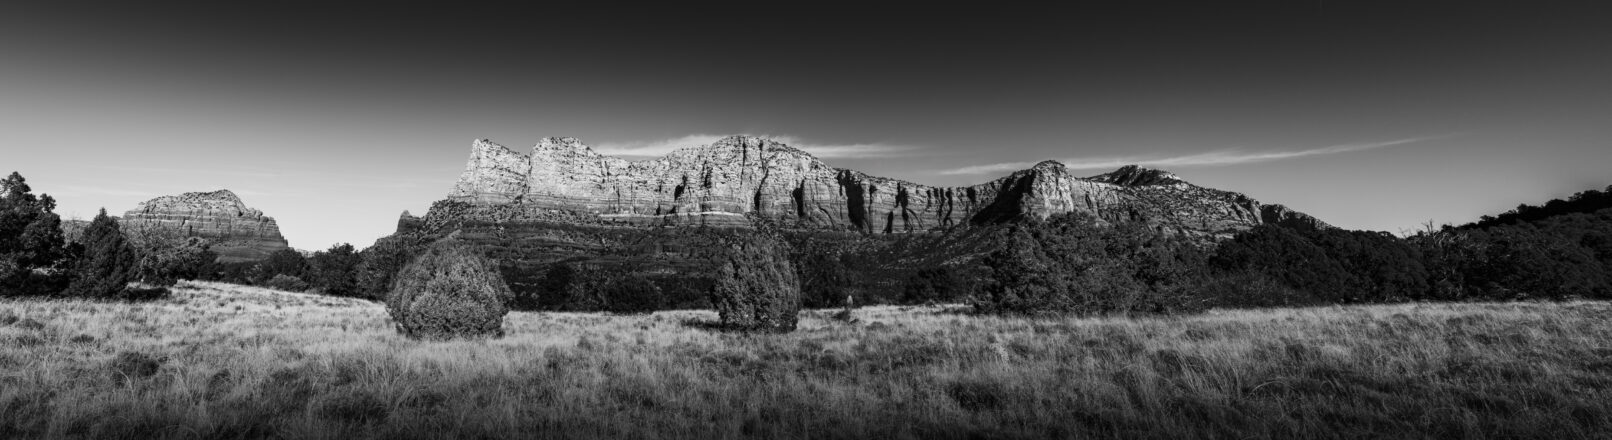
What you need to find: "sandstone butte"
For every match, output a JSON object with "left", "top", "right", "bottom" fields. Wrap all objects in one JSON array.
[
  {"left": 423, "top": 135, "right": 1327, "bottom": 235},
  {"left": 122, "top": 190, "right": 290, "bottom": 262}
]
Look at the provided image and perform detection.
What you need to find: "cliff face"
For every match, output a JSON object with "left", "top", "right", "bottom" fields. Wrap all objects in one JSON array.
[
  {"left": 400, "top": 135, "right": 1331, "bottom": 309},
  {"left": 122, "top": 190, "right": 290, "bottom": 262},
  {"left": 442, "top": 135, "right": 1301, "bottom": 236}
]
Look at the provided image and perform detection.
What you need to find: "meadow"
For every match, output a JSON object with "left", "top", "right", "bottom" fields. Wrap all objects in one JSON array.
[{"left": 3, "top": 281, "right": 1612, "bottom": 439}]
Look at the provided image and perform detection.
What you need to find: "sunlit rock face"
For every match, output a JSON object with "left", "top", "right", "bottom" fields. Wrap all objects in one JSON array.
[
  {"left": 122, "top": 190, "right": 290, "bottom": 262},
  {"left": 440, "top": 135, "right": 1314, "bottom": 236},
  {"left": 402, "top": 135, "right": 1330, "bottom": 308}
]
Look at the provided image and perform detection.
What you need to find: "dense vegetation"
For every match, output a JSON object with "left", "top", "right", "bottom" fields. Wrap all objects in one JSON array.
[{"left": 973, "top": 214, "right": 1205, "bottom": 315}]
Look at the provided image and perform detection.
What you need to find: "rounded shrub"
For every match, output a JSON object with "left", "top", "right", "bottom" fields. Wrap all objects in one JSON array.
[
  {"left": 707, "top": 230, "right": 801, "bottom": 332},
  {"left": 386, "top": 240, "right": 512, "bottom": 340}
]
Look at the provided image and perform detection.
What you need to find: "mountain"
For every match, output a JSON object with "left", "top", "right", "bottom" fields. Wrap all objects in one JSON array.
[
  {"left": 121, "top": 190, "right": 290, "bottom": 262},
  {"left": 383, "top": 136, "right": 1329, "bottom": 307},
  {"left": 440, "top": 135, "right": 1319, "bottom": 236}
]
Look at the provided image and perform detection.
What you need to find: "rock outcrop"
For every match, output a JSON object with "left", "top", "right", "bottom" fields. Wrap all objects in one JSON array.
[
  {"left": 441, "top": 135, "right": 1300, "bottom": 236},
  {"left": 1259, "top": 203, "right": 1333, "bottom": 230},
  {"left": 122, "top": 190, "right": 290, "bottom": 262}
]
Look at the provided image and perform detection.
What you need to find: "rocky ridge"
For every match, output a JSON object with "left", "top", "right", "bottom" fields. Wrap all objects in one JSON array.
[
  {"left": 122, "top": 190, "right": 290, "bottom": 262},
  {"left": 439, "top": 135, "right": 1321, "bottom": 236},
  {"left": 391, "top": 135, "right": 1332, "bottom": 308}
]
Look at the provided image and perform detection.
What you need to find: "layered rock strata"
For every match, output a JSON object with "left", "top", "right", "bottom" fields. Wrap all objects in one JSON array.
[
  {"left": 122, "top": 190, "right": 290, "bottom": 262},
  {"left": 397, "top": 135, "right": 1333, "bottom": 308},
  {"left": 443, "top": 135, "right": 1316, "bottom": 236}
]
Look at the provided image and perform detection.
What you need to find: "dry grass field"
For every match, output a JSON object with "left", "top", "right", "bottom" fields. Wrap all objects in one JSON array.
[{"left": 4, "top": 281, "right": 1612, "bottom": 439}]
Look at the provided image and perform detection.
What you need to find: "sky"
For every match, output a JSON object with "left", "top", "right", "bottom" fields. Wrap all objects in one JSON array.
[{"left": 3, "top": 2, "right": 1610, "bottom": 250}]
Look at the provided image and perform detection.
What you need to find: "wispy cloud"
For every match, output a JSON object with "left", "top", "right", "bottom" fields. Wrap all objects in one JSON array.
[
  {"left": 938, "top": 136, "right": 1447, "bottom": 175},
  {"left": 592, "top": 134, "right": 921, "bottom": 159}
]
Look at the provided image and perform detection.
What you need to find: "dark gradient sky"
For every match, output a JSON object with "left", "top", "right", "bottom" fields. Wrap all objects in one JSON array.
[{"left": 4, "top": 2, "right": 1610, "bottom": 249}]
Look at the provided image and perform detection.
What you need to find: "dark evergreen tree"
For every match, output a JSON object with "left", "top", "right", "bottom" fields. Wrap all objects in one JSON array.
[
  {"left": 63, "top": 208, "right": 137, "bottom": 298},
  {"left": 0, "top": 172, "right": 68, "bottom": 295}
]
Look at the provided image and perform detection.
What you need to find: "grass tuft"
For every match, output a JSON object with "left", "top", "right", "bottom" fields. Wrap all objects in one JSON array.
[{"left": 108, "top": 351, "right": 163, "bottom": 384}]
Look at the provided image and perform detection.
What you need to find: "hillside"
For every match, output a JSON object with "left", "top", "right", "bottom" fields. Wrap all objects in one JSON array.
[{"left": 3, "top": 282, "right": 1611, "bottom": 439}]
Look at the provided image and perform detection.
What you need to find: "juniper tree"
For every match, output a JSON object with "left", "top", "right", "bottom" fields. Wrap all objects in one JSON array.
[
  {"left": 63, "top": 208, "right": 137, "bottom": 298},
  {"left": 707, "top": 229, "right": 801, "bottom": 332},
  {"left": 386, "top": 240, "right": 512, "bottom": 340}
]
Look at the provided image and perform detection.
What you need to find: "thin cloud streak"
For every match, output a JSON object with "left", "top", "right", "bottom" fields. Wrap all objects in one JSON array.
[
  {"left": 938, "top": 136, "right": 1447, "bottom": 175},
  {"left": 592, "top": 134, "right": 921, "bottom": 159}
]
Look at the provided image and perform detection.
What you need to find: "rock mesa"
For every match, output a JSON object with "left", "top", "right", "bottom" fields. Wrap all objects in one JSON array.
[
  {"left": 442, "top": 135, "right": 1325, "bottom": 235},
  {"left": 122, "top": 190, "right": 290, "bottom": 262}
]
